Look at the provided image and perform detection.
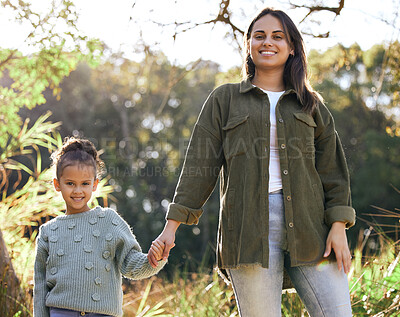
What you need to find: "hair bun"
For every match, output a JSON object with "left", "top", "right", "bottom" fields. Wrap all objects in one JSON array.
[{"left": 51, "top": 137, "right": 105, "bottom": 179}]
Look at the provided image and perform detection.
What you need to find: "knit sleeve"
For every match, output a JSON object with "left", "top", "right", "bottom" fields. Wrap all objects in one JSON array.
[
  {"left": 120, "top": 249, "right": 166, "bottom": 280},
  {"left": 33, "top": 226, "right": 50, "bottom": 317},
  {"left": 113, "top": 213, "right": 166, "bottom": 280}
]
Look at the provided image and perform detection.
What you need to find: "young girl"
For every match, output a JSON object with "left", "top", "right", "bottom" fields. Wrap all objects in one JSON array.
[
  {"left": 149, "top": 7, "right": 355, "bottom": 317},
  {"left": 34, "top": 137, "right": 166, "bottom": 317}
]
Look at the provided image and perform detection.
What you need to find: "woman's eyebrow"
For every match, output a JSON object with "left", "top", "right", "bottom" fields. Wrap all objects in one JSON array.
[{"left": 253, "top": 29, "right": 285, "bottom": 34}]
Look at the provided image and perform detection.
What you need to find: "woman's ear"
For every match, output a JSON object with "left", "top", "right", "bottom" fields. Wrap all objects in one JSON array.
[{"left": 53, "top": 178, "right": 61, "bottom": 191}]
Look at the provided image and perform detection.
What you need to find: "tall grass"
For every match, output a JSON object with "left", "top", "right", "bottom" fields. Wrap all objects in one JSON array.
[
  {"left": 349, "top": 236, "right": 400, "bottom": 315},
  {"left": 122, "top": 269, "right": 238, "bottom": 317},
  {"left": 3, "top": 235, "right": 400, "bottom": 316}
]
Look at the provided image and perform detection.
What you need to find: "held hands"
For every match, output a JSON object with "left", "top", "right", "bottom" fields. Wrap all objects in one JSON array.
[
  {"left": 148, "top": 240, "right": 165, "bottom": 263},
  {"left": 324, "top": 221, "right": 352, "bottom": 274},
  {"left": 147, "top": 219, "right": 180, "bottom": 268}
]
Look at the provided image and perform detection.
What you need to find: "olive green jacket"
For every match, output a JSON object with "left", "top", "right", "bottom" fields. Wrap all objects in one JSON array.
[{"left": 166, "top": 79, "right": 355, "bottom": 280}]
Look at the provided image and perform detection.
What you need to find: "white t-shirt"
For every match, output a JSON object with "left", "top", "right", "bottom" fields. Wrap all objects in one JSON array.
[{"left": 259, "top": 88, "right": 285, "bottom": 193}]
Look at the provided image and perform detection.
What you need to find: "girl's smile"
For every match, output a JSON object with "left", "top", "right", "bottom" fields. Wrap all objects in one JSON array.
[{"left": 53, "top": 163, "right": 99, "bottom": 215}]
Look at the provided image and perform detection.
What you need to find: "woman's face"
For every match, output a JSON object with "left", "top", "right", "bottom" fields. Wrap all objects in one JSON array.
[{"left": 250, "top": 14, "right": 292, "bottom": 73}]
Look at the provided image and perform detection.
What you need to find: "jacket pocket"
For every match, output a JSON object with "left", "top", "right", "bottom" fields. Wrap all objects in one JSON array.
[
  {"left": 222, "top": 114, "right": 250, "bottom": 160},
  {"left": 293, "top": 112, "right": 316, "bottom": 154}
]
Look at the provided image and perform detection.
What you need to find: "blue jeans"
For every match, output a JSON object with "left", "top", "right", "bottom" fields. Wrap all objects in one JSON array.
[
  {"left": 49, "top": 307, "right": 113, "bottom": 317},
  {"left": 228, "top": 192, "right": 352, "bottom": 317}
]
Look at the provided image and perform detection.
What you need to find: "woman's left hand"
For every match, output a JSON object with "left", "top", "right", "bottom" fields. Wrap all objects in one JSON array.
[{"left": 324, "top": 221, "right": 352, "bottom": 274}]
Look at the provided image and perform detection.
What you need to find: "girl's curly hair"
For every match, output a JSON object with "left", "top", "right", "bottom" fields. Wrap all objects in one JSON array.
[{"left": 51, "top": 137, "right": 105, "bottom": 179}]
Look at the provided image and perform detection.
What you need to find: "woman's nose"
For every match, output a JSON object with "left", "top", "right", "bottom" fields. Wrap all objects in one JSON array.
[{"left": 263, "top": 37, "right": 273, "bottom": 46}]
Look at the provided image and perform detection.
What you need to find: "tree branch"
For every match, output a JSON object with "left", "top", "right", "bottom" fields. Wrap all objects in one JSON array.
[
  {"left": 148, "top": 0, "right": 244, "bottom": 43},
  {"left": 289, "top": 0, "right": 345, "bottom": 23},
  {"left": 156, "top": 58, "right": 202, "bottom": 116},
  {"left": 0, "top": 50, "right": 17, "bottom": 70},
  {"left": 140, "top": 0, "right": 349, "bottom": 46}
]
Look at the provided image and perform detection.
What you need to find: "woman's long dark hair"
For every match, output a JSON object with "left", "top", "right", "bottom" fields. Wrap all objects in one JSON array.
[{"left": 243, "top": 8, "right": 322, "bottom": 114}]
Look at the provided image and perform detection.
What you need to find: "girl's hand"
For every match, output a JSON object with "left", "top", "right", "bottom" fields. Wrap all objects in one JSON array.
[
  {"left": 147, "top": 219, "right": 180, "bottom": 268},
  {"left": 324, "top": 221, "right": 352, "bottom": 274},
  {"left": 149, "top": 240, "right": 165, "bottom": 262}
]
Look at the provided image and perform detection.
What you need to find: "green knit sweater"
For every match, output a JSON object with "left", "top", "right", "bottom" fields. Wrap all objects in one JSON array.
[{"left": 33, "top": 206, "right": 166, "bottom": 317}]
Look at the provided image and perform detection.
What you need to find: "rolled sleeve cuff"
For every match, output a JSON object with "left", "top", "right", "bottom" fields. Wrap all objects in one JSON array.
[
  {"left": 166, "top": 203, "right": 203, "bottom": 225},
  {"left": 155, "top": 259, "right": 167, "bottom": 270},
  {"left": 324, "top": 206, "right": 356, "bottom": 228}
]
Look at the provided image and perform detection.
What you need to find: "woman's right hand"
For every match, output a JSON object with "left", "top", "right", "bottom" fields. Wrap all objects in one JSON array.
[{"left": 148, "top": 219, "right": 181, "bottom": 268}]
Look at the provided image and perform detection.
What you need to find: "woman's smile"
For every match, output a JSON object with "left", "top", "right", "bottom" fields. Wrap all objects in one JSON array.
[{"left": 259, "top": 50, "right": 277, "bottom": 56}]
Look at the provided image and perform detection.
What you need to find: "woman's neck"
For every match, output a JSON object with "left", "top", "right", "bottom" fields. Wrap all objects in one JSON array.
[{"left": 252, "top": 69, "right": 285, "bottom": 92}]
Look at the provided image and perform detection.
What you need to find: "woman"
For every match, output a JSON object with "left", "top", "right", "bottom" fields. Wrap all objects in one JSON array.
[{"left": 149, "top": 7, "right": 355, "bottom": 317}]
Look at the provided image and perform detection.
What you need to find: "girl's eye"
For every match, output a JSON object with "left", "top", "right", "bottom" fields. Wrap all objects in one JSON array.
[
  {"left": 83, "top": 182, "right": 90, "bottom": 186},
  {"left": 67, "top": 182, "right": 74, "bottom": 186}
]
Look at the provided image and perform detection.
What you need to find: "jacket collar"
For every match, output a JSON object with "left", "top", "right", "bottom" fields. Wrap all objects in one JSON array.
[
  {"left": 239, "top": 78, "right": 296, "bottom": 96},
  {"left": 239, "top": 78, "right": 256, "bottom": 93}
]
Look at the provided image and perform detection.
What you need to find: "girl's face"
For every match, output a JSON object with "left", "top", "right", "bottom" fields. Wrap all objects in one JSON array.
[
  {"left": 53, "top": 163, "right": 99, "bottom": 215},
  {"left": 250, "top": 14, "right": 293, "bottom": 74}
]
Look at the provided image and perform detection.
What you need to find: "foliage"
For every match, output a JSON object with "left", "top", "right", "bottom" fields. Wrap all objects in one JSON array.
[
  {"left": 347, "top": 192, "right": 400, "bottom": 316},
  {"left": 128, "top": 279, "right": 173, "bottom": 317},
  {"left": 0, "top": 0, "right": 102, "bottom": 148},
  {"left": 349, "top": 239, "right": 400, "bottom": 316},
  {"left": 0, "top": 111, "right": 60, "bottom": 196}
]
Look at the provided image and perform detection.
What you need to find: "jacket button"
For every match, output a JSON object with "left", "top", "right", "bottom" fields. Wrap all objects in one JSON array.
[
  {"left": 278, "top": 118, "right": 284, "bottom": 123},
  {"left": 288, "top": 222, "right": 294, "bottom": 228},
  {"left": 283, "top": 169, "right": 288, "bottom": 175},
  {"left": 286, "top": 195, "right": 291, "bottom": 201},
  {"left": 281, "top": 144, "right": 286, "bottom": 149}
]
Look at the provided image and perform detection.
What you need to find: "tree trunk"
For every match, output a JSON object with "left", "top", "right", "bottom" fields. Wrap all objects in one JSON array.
[{"left": 0, "top": 228, "right": 22, "bottom": 316}]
